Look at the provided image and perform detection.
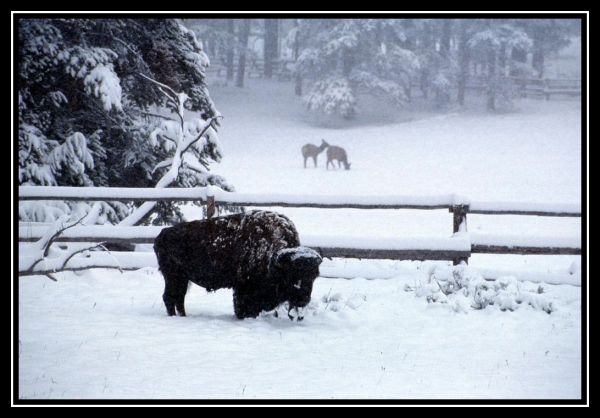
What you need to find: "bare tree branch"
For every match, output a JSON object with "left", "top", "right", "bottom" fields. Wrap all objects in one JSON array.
[
  {"left": 20, "top": 265, "right": 138, "bottom": 277},
  {"left": 42, "top": 215, "right": 87, "bottom": 258},
  {"left": 139, "top": 73, "right": 179, "bottom": 102},
  {"left": 60, "top": 242, "right": 107, "bottom": 271},
  {"left": 45, "top": 273, "right": 58, "bottom": 282},
  {"left": 139, "top": 111, "right": 177, "bottom": 122}
]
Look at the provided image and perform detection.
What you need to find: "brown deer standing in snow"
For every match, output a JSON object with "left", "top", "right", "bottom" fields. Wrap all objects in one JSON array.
[
  {"left": 326, "top": 145, "right": 351, "bottom": 170},
  {"left": 301, "top": 139, "right": 329, "bottom": 168}
]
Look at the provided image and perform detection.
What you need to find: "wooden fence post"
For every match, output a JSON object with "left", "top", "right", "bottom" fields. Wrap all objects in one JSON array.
[
  {"left": 206, "top": 195, "right": 216, "bottom": 219},
  {"left": 451, "top": 204, "right": 469, "bottom": 265},
  {"left": 452, "top": 204, "right": 468, "bottom": 233}
]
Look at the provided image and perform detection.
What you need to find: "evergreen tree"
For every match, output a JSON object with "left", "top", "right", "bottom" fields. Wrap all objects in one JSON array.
[
  {"left": 515, "top": 19, "right": 579, "bottom": 78},
  {"left": 18, "top": 18, "right": 231, "bottom": 224},
  {"left": 295, "top": 19, "right": 419, "bottom": 119},
  {"left": 468, "top": 20, "right": 532, "bottom": 111}
]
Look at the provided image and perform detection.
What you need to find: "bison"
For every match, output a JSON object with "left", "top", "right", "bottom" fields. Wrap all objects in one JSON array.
[{"left": 154, "top": 210, "right": 322, "bottom": 320}]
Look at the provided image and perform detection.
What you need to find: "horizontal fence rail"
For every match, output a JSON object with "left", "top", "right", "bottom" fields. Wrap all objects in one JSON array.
[
  {"left": 18, "top": 224, "right": 580, "bottom": 256},
  {"left": 18, "top": 186, "right": 582, "bottom": 267},
  {"left": 17, "top": 251, "right": 582, "bottom": 286},
  {"left": 18, "top": 186, "right": 581, "bottom": 216},
  {"left": 18, "top": 186, "right": 466, "bottom": 209}
]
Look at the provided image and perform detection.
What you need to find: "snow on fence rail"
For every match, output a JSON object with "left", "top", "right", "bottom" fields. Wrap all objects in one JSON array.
[
  {"left": 17, "top": 224, "right": 580, "bottom": 256},
  {"left": 18, "top": 186, "right": 466, "bottom": 209},
  {"left": 18, "top": 186, "right": 582, "bottom": 267},
  {"left": 18, "top": 224, "right": 472, "bottom": 263},
  {"left": 18, "top": 186, "right": 581, "bottom": 215}
]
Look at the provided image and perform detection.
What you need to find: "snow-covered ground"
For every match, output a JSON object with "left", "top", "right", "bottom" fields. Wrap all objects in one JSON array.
[
  {"left": 18, "top": 77, "right": 583, "bottom": 400},
  {"left": 18, "top": 267, "right": 581, "bottom": 399}
]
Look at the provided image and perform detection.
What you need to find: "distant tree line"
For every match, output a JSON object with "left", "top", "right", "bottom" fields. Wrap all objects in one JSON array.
[{"left": 190, "top": 18, "right": 580, "bottom": 117}]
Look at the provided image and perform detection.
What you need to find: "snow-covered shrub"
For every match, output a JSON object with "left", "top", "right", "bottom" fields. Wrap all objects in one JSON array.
[
  {"left": 408, "top": 265, "right": 555, "bottom": 314},
  {"left": 296, "top": 19, "right": 419, "bottom": 118},
  {"left": 468, "top": 23, "right": 534, "bottom": 111},
  {"left": 304, "top": 77, "right": 357, "bottom": 119}
]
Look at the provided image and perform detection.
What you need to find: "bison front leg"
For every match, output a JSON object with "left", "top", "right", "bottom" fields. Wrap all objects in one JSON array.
[{"left": 233, "top": 286, "right": 264, "bottom": 319}]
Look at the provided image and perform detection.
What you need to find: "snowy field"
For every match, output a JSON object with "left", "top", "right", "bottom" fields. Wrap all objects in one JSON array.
[
  {"left": 18, "top": 77, "right": 583, "bottom": 400},
  {"left": 19, "top": 267, "right": 581, "bottom": 400}
]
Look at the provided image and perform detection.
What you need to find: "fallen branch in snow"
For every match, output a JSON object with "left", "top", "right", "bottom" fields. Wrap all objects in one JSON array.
[
  {"left": 19, "top": 216, "right": 119, "bottom": 279},
  {"left": 19, "top": 265, "right": 134, "bottom": 277},
  {"left": 59, "top": 243, "right": 113, "bottom": 272},
  {"left": 26, "top": 215, "right": 86, "bottom": 272}
]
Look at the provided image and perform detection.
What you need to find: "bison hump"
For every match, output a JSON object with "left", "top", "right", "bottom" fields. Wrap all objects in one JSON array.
[{"left": 236, "top": 210, "right": 301, "bottom": 283}]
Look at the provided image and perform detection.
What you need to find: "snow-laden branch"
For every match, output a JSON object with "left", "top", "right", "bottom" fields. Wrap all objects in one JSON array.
[
  {"left": 180, "top": 116, "right": 222, "bottom": 157},
  {"left": 117, "top": 74, "right": 222, "bottom": 226},
  {"left": 152, "top": 158, "right": 173, "bottom": 174}
]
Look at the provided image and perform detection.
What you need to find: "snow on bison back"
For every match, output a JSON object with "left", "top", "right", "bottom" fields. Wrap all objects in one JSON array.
[{"left": 154, "top": 210, "right": 322, "bottom": 320}]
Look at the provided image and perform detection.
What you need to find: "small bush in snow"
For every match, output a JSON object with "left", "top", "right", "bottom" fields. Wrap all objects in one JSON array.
[{"left": 410, "top": 265, "right": 554, "bottom": 314}]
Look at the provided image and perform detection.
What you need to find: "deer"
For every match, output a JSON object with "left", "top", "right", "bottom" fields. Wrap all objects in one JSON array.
[
  {"left": 326, "top": 145, "right": 351, "bottom": 170},
  {"left": 301, "top": 139, "right": 329, "bottom": 168}
]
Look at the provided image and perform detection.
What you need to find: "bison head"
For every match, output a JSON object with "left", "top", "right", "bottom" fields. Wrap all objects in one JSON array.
[{"left": 270, "top": 246, "right": 322, "bottom": 313}]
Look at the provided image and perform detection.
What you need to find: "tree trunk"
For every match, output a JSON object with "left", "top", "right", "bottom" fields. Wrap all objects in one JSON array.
[
  {"left": 457, "top": 19, "right": 469, "bottom": 106},
  {"left": 532, "top": 41, "right": 545, "bottom": 78},
  {"left": 511, "top": 46, "right": 527, "bottom": 63},
  {"left": 509, "top": 45, "right": 527, "bottom": 77},
  {"left": 486, "top": 42, "right": 497, "bottom": 111},
  {"left": 207, "top": 31, "right": 216, "bottom": 60},
  {"left": 293, "top": 19, "right": 303, "bottom": 96},
  {"left": 440, "top": 19, "right": 452, "bottom": 55},
  {"left": 419, "top": 22, "right": 433, "bottom": 99},
  {"left": 294, "top": 74, "right": 303, "bottom": 96},
  {"left": 235, "top": 19, "right": 251, "bottom": 88},
  {"left": 498, "top": 42, "right": 507, "bottom": 77},
  {"left": 436, "top": 19, "right": 452, "bottom": 107},
  {"left": 263, "top": 19, "right": 278, "bottom": 79},
  {"left": 226, "top": 19, "right": 235, "bottom": 81},
  {"left": 374, "top": 20, "right": 383, "bottom": 46},
  {"left": 342, "top": 48, "right": 354, "bottom": 77},
  {"left": 531, "top": 25, "right": 545, "bottom": 78}
]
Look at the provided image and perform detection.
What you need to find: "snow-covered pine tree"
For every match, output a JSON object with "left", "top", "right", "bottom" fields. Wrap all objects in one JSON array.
[
  {"left": 296, "top": 19, "right": 419, "bottom": 119},
  {"left": 468, "top": 20, "right": 533, "bottom": 111},
  {"left": 516, "top": 19, "right": 579, "bottom": 78},
  {"left": 18, "top": 18, "right": 232, "bottom": 224}
]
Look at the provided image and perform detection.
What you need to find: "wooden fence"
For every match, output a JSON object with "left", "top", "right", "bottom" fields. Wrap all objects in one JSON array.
[
  {"left": 511, "top": 77, "right": 582, "bottom": 99},
  {"left": 205, "top": 61, "right": 581, "bottom": 101},
  {"left": 18, "top": 186, "right": 581, "bottom": 269},
  {"left": 207, "top": 59, "right": 294, "bottom": 81}
]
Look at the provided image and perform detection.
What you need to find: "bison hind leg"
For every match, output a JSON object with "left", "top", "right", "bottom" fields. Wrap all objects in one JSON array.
[
  {"left": 163, "top": 290, "right": 176, "bottom": 316},
  {"left": 163, "top": 275, "right": 189, "bottom": 317}
]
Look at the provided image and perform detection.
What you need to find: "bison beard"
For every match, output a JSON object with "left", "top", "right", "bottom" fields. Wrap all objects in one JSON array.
[{"left": 154, "top": 210, "right": 322, "bottom": 319}]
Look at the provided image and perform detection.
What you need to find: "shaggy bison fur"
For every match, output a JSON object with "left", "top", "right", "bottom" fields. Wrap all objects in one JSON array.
[{"left": 154, "top": 210, "right": 322, "bottom": 319}]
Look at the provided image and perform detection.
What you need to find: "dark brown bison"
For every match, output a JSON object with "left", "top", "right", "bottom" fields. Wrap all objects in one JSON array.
[{"left": 154, "top": 210, "right": 322, "bottom": 320}]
